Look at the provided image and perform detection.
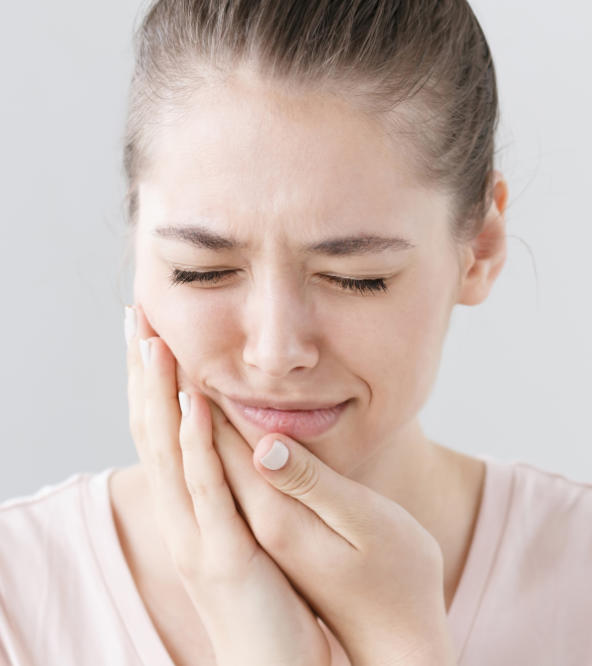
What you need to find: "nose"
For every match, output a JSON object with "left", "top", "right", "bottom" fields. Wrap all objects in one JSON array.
[{"left": 241, "top": 270, "right": 320, "bottom": 377}]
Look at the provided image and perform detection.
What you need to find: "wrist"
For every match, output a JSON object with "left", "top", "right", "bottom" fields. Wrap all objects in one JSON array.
[
  {"left": 350, "top": 619, "right": 457, "bottom": 666},
  {"left": 354, "top": 644, "right": 456, "bottom": 666}
]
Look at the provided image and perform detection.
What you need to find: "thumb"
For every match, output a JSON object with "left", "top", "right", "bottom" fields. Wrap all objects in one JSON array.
[{"left": 253, "top": 434, "right": 370, "bottom": 543}]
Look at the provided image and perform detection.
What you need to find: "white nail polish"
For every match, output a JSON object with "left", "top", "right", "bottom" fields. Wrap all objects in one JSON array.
[
  {"left": 124, "top": 306, "right": 137, "bottom": 346},
  {"left": 179, "top": 391, "right": 191, "bottom": 418},
  {"left": 139, "top": 339, "right": 151, "bottom": 368},
  {"left": 260, "top": 440, "right": 289, "bottom": 470}
]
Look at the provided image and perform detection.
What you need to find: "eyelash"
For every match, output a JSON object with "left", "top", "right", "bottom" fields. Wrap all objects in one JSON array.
[{"left": 168, "top": 268, "right": 389, "bottom": 295}]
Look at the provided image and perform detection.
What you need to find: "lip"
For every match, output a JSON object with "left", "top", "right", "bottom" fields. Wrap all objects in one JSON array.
[
  {"left": 224, "top": 393, "right": 346, "bottom": 411},
  {"left": 226, "top": 397, "right": 351, "bottom": 439}
]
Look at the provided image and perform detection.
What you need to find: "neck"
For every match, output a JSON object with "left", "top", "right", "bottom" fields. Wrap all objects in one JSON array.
[{"left": 346, "top": 419, "right": 486, "bottom": 612}]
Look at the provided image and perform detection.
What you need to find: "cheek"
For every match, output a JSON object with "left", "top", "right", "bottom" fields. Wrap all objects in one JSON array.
[
  {"left": 137, "top": 285, "right": 241, "bottom": 381},
  {"left": 354, "top": 276, "right": 451, "bottom": 418}
]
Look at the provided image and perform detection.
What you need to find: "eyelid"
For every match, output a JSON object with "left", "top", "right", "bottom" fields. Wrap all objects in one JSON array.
[{"left": 168, "top": 266, "right": 392, "bottom": 296}]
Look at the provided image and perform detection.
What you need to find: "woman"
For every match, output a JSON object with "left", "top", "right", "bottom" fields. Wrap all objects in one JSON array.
[{"left": 1, "top": 1, "right": 591, "bottom": 665}]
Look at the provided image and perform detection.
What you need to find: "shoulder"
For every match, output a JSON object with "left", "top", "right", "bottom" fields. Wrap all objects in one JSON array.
[
  {"left": 0, "top": 469, "right": 141, "bottom": 664},
  {"left": 507, "top": 460, "right": 592, "bottom": 526},
  {"left": 0, "top": 472, "right": 92, "bottom": 599},
  {"left": 459, "top": 459, "right": 592, "bottom": 664},
  {"left": 0, "top": 471, "right": 87, "bottom": 509},
  {"left": 0, "top": 471, "right": 88, "bottom": 538},
  {"left": 498, "top": 459, "right": 592, "bottom": 572}
]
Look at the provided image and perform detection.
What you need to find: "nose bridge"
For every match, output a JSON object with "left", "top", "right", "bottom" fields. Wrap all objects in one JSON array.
[{"left": 242, "top": 265, "right": 319, "bottom": 376}]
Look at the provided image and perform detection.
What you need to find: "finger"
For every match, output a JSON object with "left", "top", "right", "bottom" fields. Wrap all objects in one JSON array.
[
  {"left": 124, "top": 301, "right": 159, "bottom": 448},
  {"left": 178, "top": 391, "right": 253, "bottom": 554},
  {"left": 124, "top": 305, "right": 145, "bottom": 448},
  {"left": 207, "top": 406, "right": 344, "bottom": 555},
  {"left": 209, "top": 412, "right": 357, "bottom": 615},
  {"left": 253, "top": 434, "right": 380, "bottom": 548},
  {"left": 208, "top": 405, "right": 286, "bottom": 525},
  {"left": 140, "top": 329, "right": 201, "bottom": 566}
]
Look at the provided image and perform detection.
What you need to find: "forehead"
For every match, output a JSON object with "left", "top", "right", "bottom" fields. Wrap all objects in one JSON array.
[{"left": 139, "top": 72, "right": 448, "bottom": 241}]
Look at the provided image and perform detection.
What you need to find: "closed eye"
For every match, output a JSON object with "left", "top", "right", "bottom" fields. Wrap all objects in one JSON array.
[{"left": 167, "top": 268, "right": 389, "bottom": 295}]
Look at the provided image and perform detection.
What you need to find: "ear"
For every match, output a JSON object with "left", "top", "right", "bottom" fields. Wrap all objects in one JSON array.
[{"left": 456, "top": 170, "right": 509, "bottom": 307}]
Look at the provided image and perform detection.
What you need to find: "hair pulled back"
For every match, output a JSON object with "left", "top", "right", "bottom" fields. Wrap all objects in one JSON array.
[{"left": 123, "top": 0, "right": 500, "bottom": 249}]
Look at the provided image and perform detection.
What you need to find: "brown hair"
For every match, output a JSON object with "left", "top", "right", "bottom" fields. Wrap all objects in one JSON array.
[{"left": 122, "top": 0, "right": 500, "bottom": 256}]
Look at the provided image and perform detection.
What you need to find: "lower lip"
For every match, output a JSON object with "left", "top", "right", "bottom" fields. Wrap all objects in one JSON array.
[{"left": 227, "top": 398, "right": 351, "bottom": 438}]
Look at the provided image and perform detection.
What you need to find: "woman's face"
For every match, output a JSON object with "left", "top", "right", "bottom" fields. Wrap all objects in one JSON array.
[{"left": 133, "top": 69, "right": 465, "bottom": 477}]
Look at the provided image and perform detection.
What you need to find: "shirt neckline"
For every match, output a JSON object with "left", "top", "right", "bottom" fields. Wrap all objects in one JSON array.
[
  {"left": 446, "top": 454, "right": 515, "bottom": 662},
  {"left": 82, "top": 455, "right": 514, "bottom": 665}
]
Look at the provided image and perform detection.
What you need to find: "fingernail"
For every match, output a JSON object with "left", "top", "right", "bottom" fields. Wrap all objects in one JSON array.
[
  {"left": 260, "top": 440, "right": 289, "bottom": 470},
  {"left": 124, "top": 306, "right": 137, "bottom": 346},
  {"left": 139, "top": 339, "right": 151, "bottom": 368},
  {"left": 178, "top": 391, "right": 191, "bottom": 418}
]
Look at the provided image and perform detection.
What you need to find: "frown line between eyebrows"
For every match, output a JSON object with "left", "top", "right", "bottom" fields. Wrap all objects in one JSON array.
[{"left": 153, "top": 223, "right": 416, "bottom": 257}]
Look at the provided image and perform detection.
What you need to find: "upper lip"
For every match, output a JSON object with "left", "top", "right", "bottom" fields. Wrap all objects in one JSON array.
[{"left": 226, "top": 394, "right": 349, "bottom": 411}]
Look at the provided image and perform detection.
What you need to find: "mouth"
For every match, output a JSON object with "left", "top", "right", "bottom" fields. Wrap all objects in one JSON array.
[{"left": 225, "top": 397, "right": 352, "bottom": 439}]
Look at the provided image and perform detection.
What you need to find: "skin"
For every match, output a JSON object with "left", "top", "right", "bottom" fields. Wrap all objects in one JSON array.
[{"left": 112, "top": 63, "right": 509, "bottom": 665}]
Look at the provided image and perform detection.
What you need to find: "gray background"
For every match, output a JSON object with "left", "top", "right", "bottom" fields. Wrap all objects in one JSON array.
[{"left": 1, "top": 1, "right": 590, "bottom": 501}]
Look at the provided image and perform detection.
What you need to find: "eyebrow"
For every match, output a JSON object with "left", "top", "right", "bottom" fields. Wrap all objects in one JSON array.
[{"left": 153, "top": 224, "right": 416, "bottom": 256}]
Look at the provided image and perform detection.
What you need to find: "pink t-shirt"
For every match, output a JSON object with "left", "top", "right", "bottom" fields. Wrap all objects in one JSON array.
[{"left": 0, "top": 454, "right": 591, "bottom": 665}]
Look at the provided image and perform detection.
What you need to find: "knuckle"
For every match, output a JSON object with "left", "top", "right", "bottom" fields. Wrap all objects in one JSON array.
[
  {"left": 125, "top": 340, "right": 136, "bottom": 367},
  {"left": 142, "top": 375, "right": 158, "bottom": 401},
  {"left": 255, "top": 519, "right": 290, "bottom": 552},
  {"left": 184, "top": 466, "right": 226, "bottom": 502},
  {"left": 149, "top": 447, "right": 176, "bottom": 476},
  {"left": 142, "top": 397, "right": 159, "bottom": 429},
  {"left": 126, "top": 340, "right": 143, "bottom": 374},
  {"left": 199, "top": 543, "right": 259, "bottom": 588},
  {"left": 126, "top": 361, "right": 142, "bottom": 397},
  {"left": 179, "top": 432, "right": 204, "bottom": 455},
  {"left": 171, "top": 543, "right": 199, "bottom": 580},
  {"left": 278, "top": 461, "right": 319, "bottom": 498},
  {"left": 184, "top": 477, "right": 209, "bottom": 502}
]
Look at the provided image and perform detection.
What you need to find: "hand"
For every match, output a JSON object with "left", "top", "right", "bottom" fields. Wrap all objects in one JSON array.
[
  {"left": 201, "top": 385, "right": 458, "bottom": 664},
  {"left": 124, "top": 303, "right": 333, "bottom": 666}
]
